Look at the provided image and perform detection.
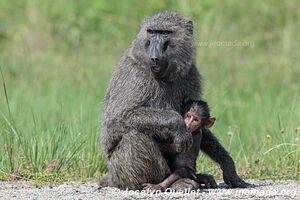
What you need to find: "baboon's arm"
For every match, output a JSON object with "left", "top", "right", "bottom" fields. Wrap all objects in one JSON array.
[
  {"left": 159, "top": 143, "right": 178, "bottom": 156},
  {"left": 200, "top": 129, "right": 251, "bottom": 188},
  {"left": 123, "top": 107, "right": 193, "bottom": 153},
  {"left": 200, "top": 129, "right": 236, "bottom": 173},
  {"left": 123, "top": 107, "right": 186, "bottom": 141},
  {"left": 101, "top": 107, "right": 187, "bottom": 157}
]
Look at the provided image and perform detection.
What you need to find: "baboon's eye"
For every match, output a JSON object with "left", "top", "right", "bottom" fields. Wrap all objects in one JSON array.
[
  {"left": 185, "top": 113, "right": 191, "bottom": 118},
  {"left": 163, "top": 41, "right": 170, "bottom": 52},
  {"left": 160, "top": 30, "right": 173, "bottom": 35},
  {"left": 147, "top": 29, "right": 156, "bottom": 34},
  {"left": 193, "top": 118, "right": 200, "bottom": 122},
  {"left": 147, "top": 29, "right": 173, "bottom": 35},
  {"left": 145, "top": 40, "right": 150, "bottom": 48}
]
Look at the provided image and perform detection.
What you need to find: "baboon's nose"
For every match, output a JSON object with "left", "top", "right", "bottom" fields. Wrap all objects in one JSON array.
[{"left": 151, "top": 57, "right": 158, "bottom": 65}]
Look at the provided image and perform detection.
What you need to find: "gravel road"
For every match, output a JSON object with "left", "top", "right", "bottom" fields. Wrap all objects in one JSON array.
[{"left": 0, "top": 180, "right": 299, "bottom": 200}]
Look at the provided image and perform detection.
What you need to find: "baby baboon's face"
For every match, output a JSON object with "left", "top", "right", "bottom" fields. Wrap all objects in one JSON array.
[
  {"left": 184, "top": 106, "right": 216, "bottom": 132},
  {"left": 184, "top": 107, "right": 202, "bottom": 132}
]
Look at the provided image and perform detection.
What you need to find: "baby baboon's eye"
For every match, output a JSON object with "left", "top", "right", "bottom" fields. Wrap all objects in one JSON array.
[
  {"left": 185, "top": 113, "right": 191, "bottom": 118},
  {"left": 193, "top": 118, "right": 199, "bottom": 122}
]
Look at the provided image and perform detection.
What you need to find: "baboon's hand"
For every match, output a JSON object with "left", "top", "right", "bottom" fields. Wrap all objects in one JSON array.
[
  {"left": 173, "top": 131, "right": 193, "bottom": 153},
  {"left": 223, "top": 173, "right": 253, "bottom": 188},
  {"left": 196, "top": 174, "right": 218, "bottom": 188},
  {"left": 142, "top": 183, "right": 164, "bottom": 191}
]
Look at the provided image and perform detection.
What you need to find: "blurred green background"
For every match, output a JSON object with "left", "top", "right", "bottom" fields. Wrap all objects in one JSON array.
[{"left": 0, "top": 0, "right": 299, "bottom": 182}]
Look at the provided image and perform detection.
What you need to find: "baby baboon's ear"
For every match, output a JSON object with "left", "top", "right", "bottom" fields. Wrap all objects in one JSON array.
[
  {"left": 186, "top": 20, "right": 193, "bottom": 34},
  {"left": 204, "top": 117, "right": 216, "bottom": 128}
]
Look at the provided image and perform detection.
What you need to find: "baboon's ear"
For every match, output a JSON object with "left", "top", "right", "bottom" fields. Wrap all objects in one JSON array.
[
  {"left": 204, "top": 117, "right": 216, "bottom": 128},
  {"left": 186, "top": 20, "right": 193, "bottom": 34}
]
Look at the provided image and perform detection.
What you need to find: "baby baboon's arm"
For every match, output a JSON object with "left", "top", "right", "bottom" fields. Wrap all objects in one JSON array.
[{"left": 200, "top": 129, "right": 251, "bottom": 188}]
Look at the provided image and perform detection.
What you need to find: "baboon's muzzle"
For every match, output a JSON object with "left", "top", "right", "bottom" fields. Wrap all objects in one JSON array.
[{"left": 148, "top": 35, "right": 169, "bottom": 78}]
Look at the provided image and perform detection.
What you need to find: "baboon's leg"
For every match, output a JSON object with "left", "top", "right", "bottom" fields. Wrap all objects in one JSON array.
[
  {"left": 98, "top": 175, "right": 112, "bottom": 188},
  {"left": 108, "top": 130, "right": 170, "bottom": 190},
  {"left": 169, "top": 173, "right": 226, "bottom": 190},
  {"left": 169, "top": 178, "right": 199, "bottom": 191}
]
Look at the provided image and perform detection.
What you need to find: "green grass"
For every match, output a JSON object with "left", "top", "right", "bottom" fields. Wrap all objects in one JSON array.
[{"left": 0, "top": 0, "right": 300, "bottom": 183}]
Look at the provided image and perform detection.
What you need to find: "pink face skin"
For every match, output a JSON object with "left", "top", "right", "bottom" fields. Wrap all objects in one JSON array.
[
  {"left": 184, "top": 110, "right": 202, "bottom": 132},
  {"left": 184, "top": 108, "right": 216, "bottom": 132}
]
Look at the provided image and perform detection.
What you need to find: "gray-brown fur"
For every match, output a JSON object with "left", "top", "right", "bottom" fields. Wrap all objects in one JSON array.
[{"left": 100, "top": 11, "right": 249, "bottom": 190}]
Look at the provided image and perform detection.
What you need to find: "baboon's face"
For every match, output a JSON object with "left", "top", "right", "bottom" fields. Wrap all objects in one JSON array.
[
  {"left": 131, "top": 12, "right": 194, "bottom": 81},
  {"left": 184, "top": 108, "right": 202, "bottom": 132},
  {"left": 184, "top": 105, "right": 216, "bottom": 132},
  {"left": 144, "top": 29, "right": 173, "bottom": 79}
]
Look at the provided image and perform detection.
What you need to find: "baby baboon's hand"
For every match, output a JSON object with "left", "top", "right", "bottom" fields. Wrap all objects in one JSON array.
[
  {"left": 142, "top": 183, "right": 164, "bottom": 191},
  {"left": 223, "top": 172, "right": 253, "bottom": 188},
  {"left": 196, "top": 173, "right": 218, "bottom": 188}
]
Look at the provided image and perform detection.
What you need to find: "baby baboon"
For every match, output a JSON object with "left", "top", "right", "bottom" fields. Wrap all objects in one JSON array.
[
  {"left": 143, "top": 100, "right": 217, "bottom": 191},
  {"left": 100, "top": 11, "right": 249, "bottom": 190}
]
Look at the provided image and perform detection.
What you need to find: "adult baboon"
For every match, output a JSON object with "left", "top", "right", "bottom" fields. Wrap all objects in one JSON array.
[{"left": 100, "top": 11, "right": 248, "bottom": 190}]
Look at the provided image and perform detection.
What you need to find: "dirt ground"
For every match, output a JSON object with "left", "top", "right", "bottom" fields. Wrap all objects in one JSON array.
[{"left": 0, "top": 179, "right": 299, "bottom": 200}]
